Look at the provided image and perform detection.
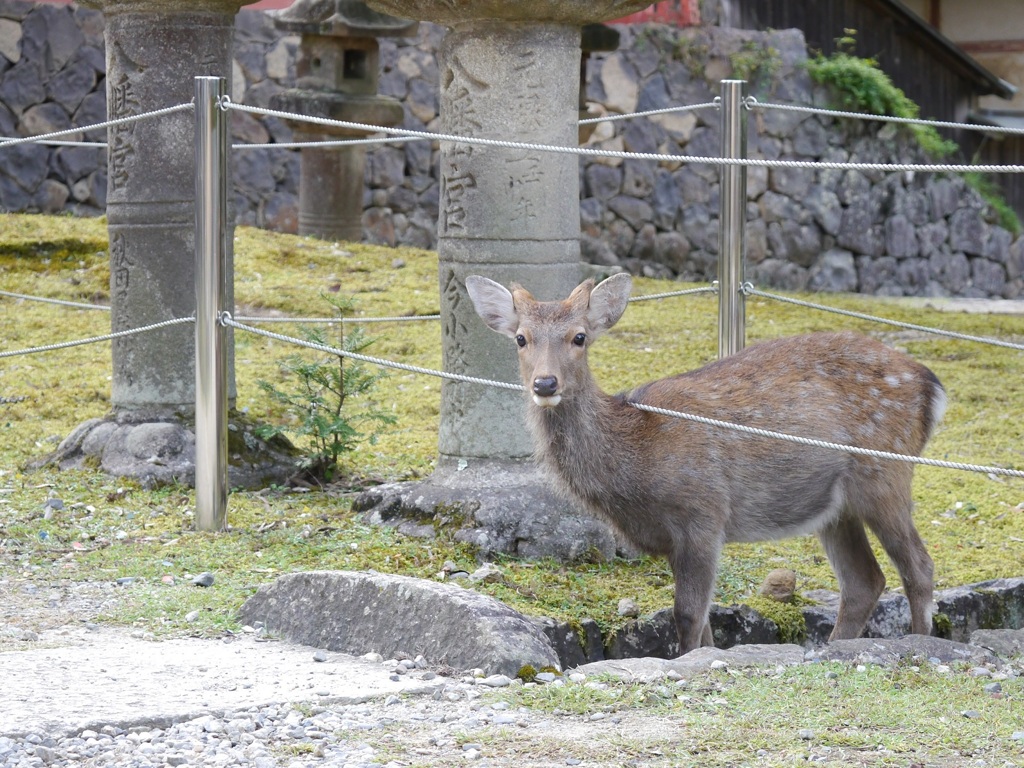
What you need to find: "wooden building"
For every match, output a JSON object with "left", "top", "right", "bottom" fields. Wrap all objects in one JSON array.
[{"left": 723, "top": 0, "right": 1024, "bottom": 222}]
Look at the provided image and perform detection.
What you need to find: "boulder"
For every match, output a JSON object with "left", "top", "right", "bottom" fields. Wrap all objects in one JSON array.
[
  {"left": 801, "top": 590, "right": 912, "bottom": 644},
  {"left": 354, "top": 458, "right": 618, "bottom": 563},
  {"left": 39, "top": 414, "right": 296, "bottom": 490},
  {"left": 949, "top": 208, "right": 988, "bottom": 257},
  {"left": 969, "top": 628, "right": 1024, "bottom": 658},
  {"left": 935, "top": 577, "right": 1024, "bottom": 642},
  {"left": 574, "top": 643, "right": 806, "bottom": 681},
  {"left": 240, "top": 570, "right": 560, "bottom": 676},
  {"left": 604, "top": 604, "right": 780, "bottom": 661},
  {"left": 808, "top": 248, "right": 857, "bottom": 292},
  {"left": 811, "top": 636, "right": 999, "bottom": 667},
  {"left": 530, "top": 616, "right": 605, "bottom": 669}
]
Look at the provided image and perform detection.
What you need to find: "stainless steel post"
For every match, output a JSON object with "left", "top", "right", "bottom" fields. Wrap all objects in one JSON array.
[
  {"left": 194, "top": 76, "right": 228, "bottom": 531},
  {"left": 718, "top": 79, "right": 747, "bottom": 358}
]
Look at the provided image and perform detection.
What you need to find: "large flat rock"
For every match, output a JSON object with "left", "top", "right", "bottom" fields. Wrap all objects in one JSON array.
[{"left": 239, "top": 570, "right": 560, "bottom": 677}]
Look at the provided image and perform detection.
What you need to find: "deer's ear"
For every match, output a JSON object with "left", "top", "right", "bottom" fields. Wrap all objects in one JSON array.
[
  {"left": 587, "top": 272, "right": 632, "bottom": 333},
  {"left": 465, "top": 275, "right": 519, "bottom": 338}
]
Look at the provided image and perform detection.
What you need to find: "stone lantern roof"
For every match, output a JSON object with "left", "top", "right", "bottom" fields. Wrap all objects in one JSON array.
[{"left": 276, "top": 0, "right": 418, "bottom": 37}]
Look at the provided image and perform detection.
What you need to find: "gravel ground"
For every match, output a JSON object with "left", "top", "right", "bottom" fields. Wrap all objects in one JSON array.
[
  {"left": 0, "top": 577, "right": 690, "bottom": 768},
  {"left": 2, "top": 577, "right": 1023, "bottom": 768}
]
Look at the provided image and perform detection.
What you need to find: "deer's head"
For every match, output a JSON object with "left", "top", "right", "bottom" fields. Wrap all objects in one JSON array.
[{"left": 466, "top": 273, "right": 632, "bottom": 407}]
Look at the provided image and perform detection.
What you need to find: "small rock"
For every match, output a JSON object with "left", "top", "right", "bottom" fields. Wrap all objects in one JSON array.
[
  {"left": 478, "top": 674, "right": 512, "bottom": 688},
  {"left": 799, "top": 729, "right": 815, "bottom": 740},
  {"left": 617, "top": 598, "right": 640, "bottom": 618},
  {"left": 34, "top": 746, "right": 55, "bottom": 763},
  {"left": 1011, "top": 731, "right": 1024, "bottom": 741},
  {"left": 535, "top": 672, "right": 558, "bottom": 684},
  {"left": 468, "top": 564, "right": 504, "bottom": 584},
  {"left": 184, "top": 610, "right": 200, "bottom": 623},
  {"left": 968, "top": 667, "right": 992, "bottom": 678},
  {"left": 983, "top": 682, "right": 1002, "bottom": 694},
  {"left": 961, "top": 710, "right": 982, "bottom": 719},
  {"left": 391, "top": 258, "right": 406, "bottom": 269},
  {"left": 312, "top": 650, "right": 328, "bottom": 663},
  {"left": 191, "top": 572, "right": 215, "bottom": 588},
  {"left": 759, "top": 568, "right": 797, "bottom": 601}
]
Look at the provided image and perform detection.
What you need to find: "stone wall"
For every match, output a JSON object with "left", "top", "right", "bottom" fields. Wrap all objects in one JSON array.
[
  {"left": 1, "top": 3, "right": 1022, "bottom": 299},
  {"left": 0, "top": 1, "right": 106, "bottom": 215},
  {"left": 578, "top": 25, "right": 1024, "bottom": 299}
]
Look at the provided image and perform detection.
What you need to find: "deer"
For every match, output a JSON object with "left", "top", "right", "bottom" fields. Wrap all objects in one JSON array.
[{"left": 465, "top": 272, "right": 946, "bottom": 655}]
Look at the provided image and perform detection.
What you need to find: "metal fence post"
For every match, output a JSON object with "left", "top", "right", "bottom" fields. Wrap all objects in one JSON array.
[
  {"left": 194, "top": 75, "right": 228, "bottom": 531},
  {"left": 718, "top": 79, "right": 747, "bottom": 358}
]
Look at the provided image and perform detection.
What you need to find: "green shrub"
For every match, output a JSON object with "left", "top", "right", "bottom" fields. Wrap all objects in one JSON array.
[
  {"left": 805, "top": 33, "right": 957, "bottom": 159},
  {"left": 255, "top": 296, "right": 396, "bottom": 484}
]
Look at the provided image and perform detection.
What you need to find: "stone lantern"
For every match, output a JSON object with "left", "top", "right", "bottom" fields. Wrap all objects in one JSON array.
[{"left": 272, "top": 0, "right": 417, "bottom": 241}]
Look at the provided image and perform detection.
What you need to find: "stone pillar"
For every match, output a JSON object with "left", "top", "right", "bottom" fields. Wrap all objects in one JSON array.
[
  {"left": 89, "top": 0, "right": 245, "bottom": 414},
  {"left": 46, "top": 0, "right": 298, "bottom": 490},
  {"left": 364, "top": 0, "right": 648, "bottom": 461},
  {"left": 435, "top": 21, "right": 584, "bottom": 459},
  {"left": 355, "top": 1, "right": 650, "bottom": 564}
]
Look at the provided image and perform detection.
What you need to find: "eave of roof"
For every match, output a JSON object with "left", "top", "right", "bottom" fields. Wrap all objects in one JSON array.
[
  {"left": 875, "top": 0, "right": 1015, "bottom": 99},
  {"left": 969, "top": 110, "right": 1024, "bottom": 135}
]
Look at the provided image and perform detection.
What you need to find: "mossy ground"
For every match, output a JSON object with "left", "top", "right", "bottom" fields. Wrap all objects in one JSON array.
[{"left": 1, "top": 213, "right": 1023, "bottom": 641}]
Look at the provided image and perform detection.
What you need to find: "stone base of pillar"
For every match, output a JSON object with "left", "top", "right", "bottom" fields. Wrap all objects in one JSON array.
[
  {"left": 353, "top": 457, "right": 623, "bottom": 563},
  {"left": 34, "top": 412, "right": 298, "bottom": 491}
]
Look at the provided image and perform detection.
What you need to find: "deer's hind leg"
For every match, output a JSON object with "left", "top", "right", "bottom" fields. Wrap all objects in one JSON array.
[
  {"left": 817, "top": 515, "right": 887, "bottom": 641},
  {"left": 863, "top": 492, "right": 935, "bottom": 636}
]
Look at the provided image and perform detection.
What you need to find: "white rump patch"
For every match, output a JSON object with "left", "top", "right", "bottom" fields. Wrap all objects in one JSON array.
[{"left": 929, "top": 384, "right": 948, "bottom": 433}]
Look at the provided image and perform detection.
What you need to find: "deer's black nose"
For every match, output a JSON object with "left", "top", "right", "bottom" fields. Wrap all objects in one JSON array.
[{"left": 533, "top": 376, "right": 558, "bottom": 397}]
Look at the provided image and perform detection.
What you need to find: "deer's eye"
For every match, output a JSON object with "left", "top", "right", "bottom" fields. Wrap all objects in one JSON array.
[
  {"left": 515, "top": 334, "right": 527, "bottom": 348},
  {"left": 572, "top": 333, "right": 587, "bottom": 347}
]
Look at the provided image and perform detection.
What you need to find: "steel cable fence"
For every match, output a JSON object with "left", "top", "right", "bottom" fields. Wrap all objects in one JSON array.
[{"left": 3, "top": 80, "right": 1023, "bottom": 518}]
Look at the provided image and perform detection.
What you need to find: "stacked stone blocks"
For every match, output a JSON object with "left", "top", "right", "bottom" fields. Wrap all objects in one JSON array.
[{"left": 0, "top": 4, "right": 1021, "bottom": 299}]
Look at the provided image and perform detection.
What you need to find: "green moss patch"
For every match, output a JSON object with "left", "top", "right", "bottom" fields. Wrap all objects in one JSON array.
[{"left": 1, "top": 213, "right": 1023, "bottom": 641}]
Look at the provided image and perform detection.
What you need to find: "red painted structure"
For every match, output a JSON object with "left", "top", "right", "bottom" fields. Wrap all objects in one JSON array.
[
  {"left": 614, "top": 1, "right": 698, "bottom": 25},
  {"left": 37, "top": 0, "right": 698, "bottom": 23}
]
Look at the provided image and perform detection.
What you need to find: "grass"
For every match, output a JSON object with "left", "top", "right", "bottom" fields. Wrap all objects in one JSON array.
[
  {"left": 577, "top": 662, "right": 1021, "bottom": 766},
  {"left": 332, "top": 663, "right": 1024, "bottom": 767},
  {"left": 2, "top": 213, "right": 1024, "bottom": 645}
]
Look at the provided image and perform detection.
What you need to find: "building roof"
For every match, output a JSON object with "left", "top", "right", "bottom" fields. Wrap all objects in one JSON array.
[{"left": 874, "top": 0, "right": 1015, "bottom": 99}]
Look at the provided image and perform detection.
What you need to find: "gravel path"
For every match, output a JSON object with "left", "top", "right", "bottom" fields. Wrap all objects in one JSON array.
[
  {"left": 0, "top": 622, "right": 679, "bottom": 768},
  {"left": 2, "top": 579, "right": 1023, "bottom": 767},
  {"left": 0, "top": 579, "right": 652, "bottom": 768}
]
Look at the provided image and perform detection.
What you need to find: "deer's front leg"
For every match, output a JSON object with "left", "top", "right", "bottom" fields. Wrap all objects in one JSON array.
[{"left": 669, "top": 534, "right": 721, "bottom": 656}]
